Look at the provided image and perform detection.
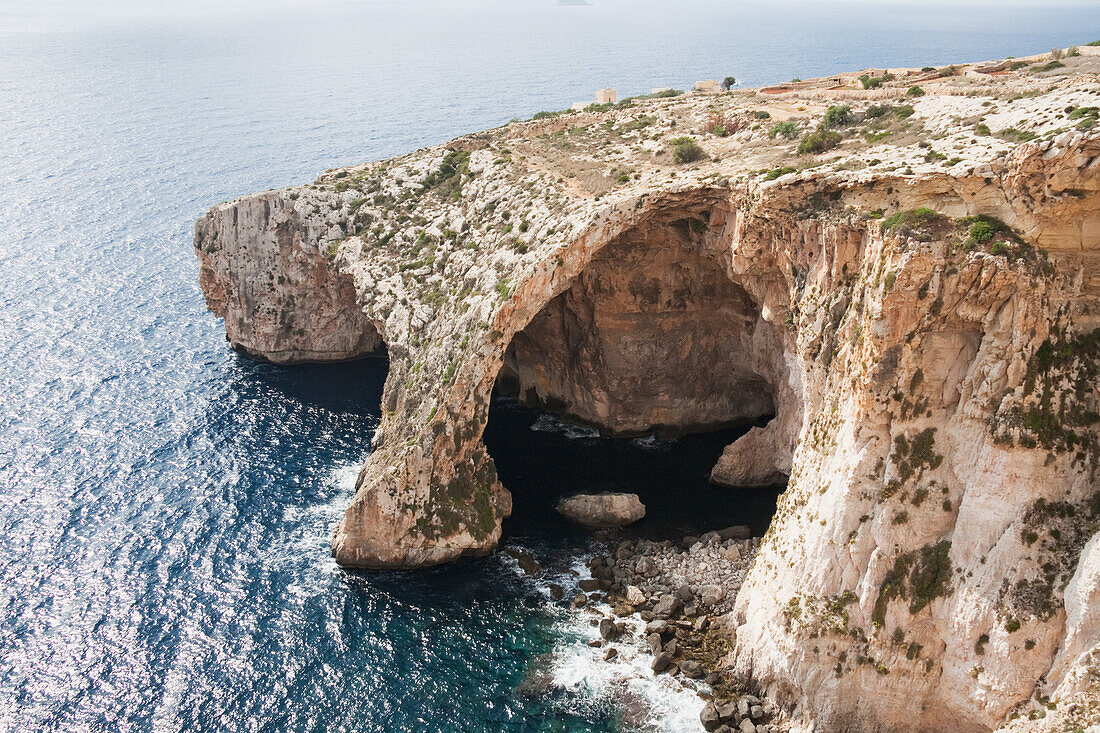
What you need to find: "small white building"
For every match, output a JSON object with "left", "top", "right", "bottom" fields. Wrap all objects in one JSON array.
[
  {"left": 595, "top": 88, "right": 617, "bottom": 104},
  {"left": 694, "top": 79, "right": 721, "bottom": 93}
]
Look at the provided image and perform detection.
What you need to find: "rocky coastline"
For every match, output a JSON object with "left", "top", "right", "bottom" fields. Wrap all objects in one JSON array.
[
  {"left": 514, "top": 526, "right": 786, "bottom": 732},
  {"left": 197, "top": 46, "right": 1100, "bottom": 731}
]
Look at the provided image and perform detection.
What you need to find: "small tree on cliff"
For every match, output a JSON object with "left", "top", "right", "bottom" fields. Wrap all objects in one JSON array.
[{"left": 722, "top": 76, "right": 737, "bottom": 91}]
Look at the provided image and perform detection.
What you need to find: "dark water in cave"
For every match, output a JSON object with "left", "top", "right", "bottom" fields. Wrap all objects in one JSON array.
[
  {"left": 486, "top": 399, "right": 782, "bottom": 545},
  {"left": 3, "top": 0, "right": 1096, "bottom": 730}
]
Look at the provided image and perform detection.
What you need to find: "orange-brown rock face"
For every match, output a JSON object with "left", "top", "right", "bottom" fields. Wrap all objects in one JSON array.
[
  {"left": 195, "top": 62, "right": 1100, "bottom": 732},
  {"left": 499, "top": 218, "right": 777, "bottom": 436}
]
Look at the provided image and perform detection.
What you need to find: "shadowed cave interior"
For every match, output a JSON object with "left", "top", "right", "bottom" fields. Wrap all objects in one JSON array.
[{"left": 485, "top": 217, "right": 786, "bottom": 542}]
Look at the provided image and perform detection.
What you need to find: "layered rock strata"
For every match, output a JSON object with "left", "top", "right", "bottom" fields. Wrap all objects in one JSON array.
[{"left": 196, "top": 55, "right": 1100, "bottom": 731}]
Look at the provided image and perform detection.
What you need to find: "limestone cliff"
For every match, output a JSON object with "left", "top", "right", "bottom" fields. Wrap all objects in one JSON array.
[{"left": 196, "top": 55, "right": 1100, "bottom": 731}]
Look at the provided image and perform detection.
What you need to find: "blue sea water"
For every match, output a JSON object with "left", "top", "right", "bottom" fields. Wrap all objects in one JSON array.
[{"left": 1, "top": 1, "right": 1098, "bottom": 730}]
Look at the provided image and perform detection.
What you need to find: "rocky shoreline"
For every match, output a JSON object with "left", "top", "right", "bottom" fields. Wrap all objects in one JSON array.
[
  {"left": 515, "top": 526, "right": 788, "bottom": 732},
  {"left": 199, "top": 45, "right": 1100, "bottom": 729}
]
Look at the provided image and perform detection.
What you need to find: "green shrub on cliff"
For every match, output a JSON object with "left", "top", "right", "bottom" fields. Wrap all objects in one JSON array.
[
  {"left": 640, "top": 88, "right": 683, "bottom": 99},
  {"left": 883, "top": 207, "right": 939, "bottom": 232},
  {"left": 872, "top": 541, "right": 952, "bottom": 627},
  {"left": 907, "top": 85, "right": 924, "bottom": 97},
  {"left": 671, "top": 136, "right": 706, "bottom": 164},
  {"left": 798, "top": 130, "right": 841, "bottom": 154},
  {"left": 821, "top": 104, "right": 852, "bottom": 128},
  {"left": 967, "top": 221, "right": 994, "bottom": 245},
  {"left": 1032, "top": 60, "right": 1065, "bottom": 73},
  {"left": 769, "top": 120, "right": 799, "bottom": 139},
  {"left": 420, "top": 149, "right": 471, "bottom": 200},
  {"left": 765, "top": 166, "right": 797, "bottom": 180}
]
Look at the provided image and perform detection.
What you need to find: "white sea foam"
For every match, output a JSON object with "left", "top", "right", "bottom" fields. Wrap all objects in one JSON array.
[
  {"left": 273, "top": 460, "right": 363, "bottom": 587},
  {"left": 529, "top": 413, "right": 602, "bottom": 440},
  {"left": 629, "top": 433, "right": 674, "bottom": 452},
  {"left": 502, "top": 546, "right": 706, "bottom": 731},
  {"left": 548, "top": 598, "right": 707, "bottom": 732}
]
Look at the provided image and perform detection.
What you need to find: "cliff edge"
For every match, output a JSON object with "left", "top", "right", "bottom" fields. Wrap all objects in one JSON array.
[{"left": 196, "top": 53, "right": 1100, "bottom": 731}]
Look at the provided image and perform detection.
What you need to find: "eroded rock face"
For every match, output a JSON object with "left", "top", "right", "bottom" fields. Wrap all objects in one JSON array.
[
  {"left": 196, "top": 193, "right": 383, "bottom": 363},
  {"left": 556, "top": 492, "right": 646, "bottom": 528},
  {"left": 195, "top": 62, "right": 1100, "bottom": 731},
  {"left": 498, "top": 219, "right": 776, "bottom": 436}
]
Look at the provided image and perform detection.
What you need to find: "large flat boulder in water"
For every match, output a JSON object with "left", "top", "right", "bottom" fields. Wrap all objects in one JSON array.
[{"left": 556, "top": 493, "right": 645, "bottom": 528}]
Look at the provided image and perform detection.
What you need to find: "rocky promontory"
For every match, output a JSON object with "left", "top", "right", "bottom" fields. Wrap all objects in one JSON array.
[{"left": 196, "top": 49, "right": 1100, "bottom": 731}]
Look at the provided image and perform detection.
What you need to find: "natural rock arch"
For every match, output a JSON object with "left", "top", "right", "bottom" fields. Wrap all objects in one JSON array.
[
  {"left": 494, "top": 213, "right": 778, "bottom": 438},
  {"left": 196, "top": 84, "right": 1100, "bottom": 732},
  {"left": 329, "top": 190, "right": 805, "bottom": 569}
]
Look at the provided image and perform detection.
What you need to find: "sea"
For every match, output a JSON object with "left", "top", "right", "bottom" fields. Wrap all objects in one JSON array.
[{"left": 1, "top": 1, "right": 1097, "bottom": 730}]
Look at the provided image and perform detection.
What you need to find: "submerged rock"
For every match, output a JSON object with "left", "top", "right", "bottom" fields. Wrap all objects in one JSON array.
[
  {"left": 515, "top": 653, "right": 562, "bottom": 700},
  {"left": 503, "top": 547, "right": 541, "bottom": 575},
  {"left": 555, "top": 493, "right": 646, "bottom": 528}
]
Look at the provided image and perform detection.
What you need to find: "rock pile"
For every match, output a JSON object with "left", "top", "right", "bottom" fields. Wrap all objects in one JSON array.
[
  {"left": 587, "top": 528, "right": 759, "bottom": 616},
  {"left": 700, "top": 693, "right": 782, "bottom": 733},
  {"left": 545, "top": 525, "right": 787, "bottom": 731}
]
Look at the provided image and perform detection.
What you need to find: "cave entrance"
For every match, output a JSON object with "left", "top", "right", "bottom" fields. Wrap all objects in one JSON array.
[{"left": 484, "top": 214, "right": 786, "bottom": 544}]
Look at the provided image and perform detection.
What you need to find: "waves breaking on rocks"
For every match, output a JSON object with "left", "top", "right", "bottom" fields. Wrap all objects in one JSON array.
[{"left": 502, "top": 527, "right": 790, "bottom": 732}]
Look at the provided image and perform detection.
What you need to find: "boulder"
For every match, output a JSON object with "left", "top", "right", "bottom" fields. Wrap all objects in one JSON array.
[
  {"left": 718, "top": 524, "right": 752, "bottom": 540},
  {"left": 700, "top": 702, "right": 722, "bottom": 731},
  {"left": 701, "top": 585, "right": 725, "bottom": 606},
  {"left": 625, "top": 585, "right": 646, "bottom": 605},
  {"left": 645, "top": 619, "right": 669, "bottom": 635},
  {"left": 547, "top": 583, "right": 564, "bottom": 601},
  {"left": 572, "top": 594, "right": 587, "bottom": 608},
  {"left": 503, "top": 547, "right": 541, "bottom": 575},
  {"left": 651, "top": 651, "right": 673, "bottom": 673},
  {"left": 652, "top": 595, "right": 681, "bottom": 619},
  {"left": 556, "top": 493, "right": 646, "bottom": 528},
  {"left": 578, "top": 578, "right": 601, "bottom": 592},
  {"left": 680, "top": 660, "right": 705, "bottom": 678}
]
